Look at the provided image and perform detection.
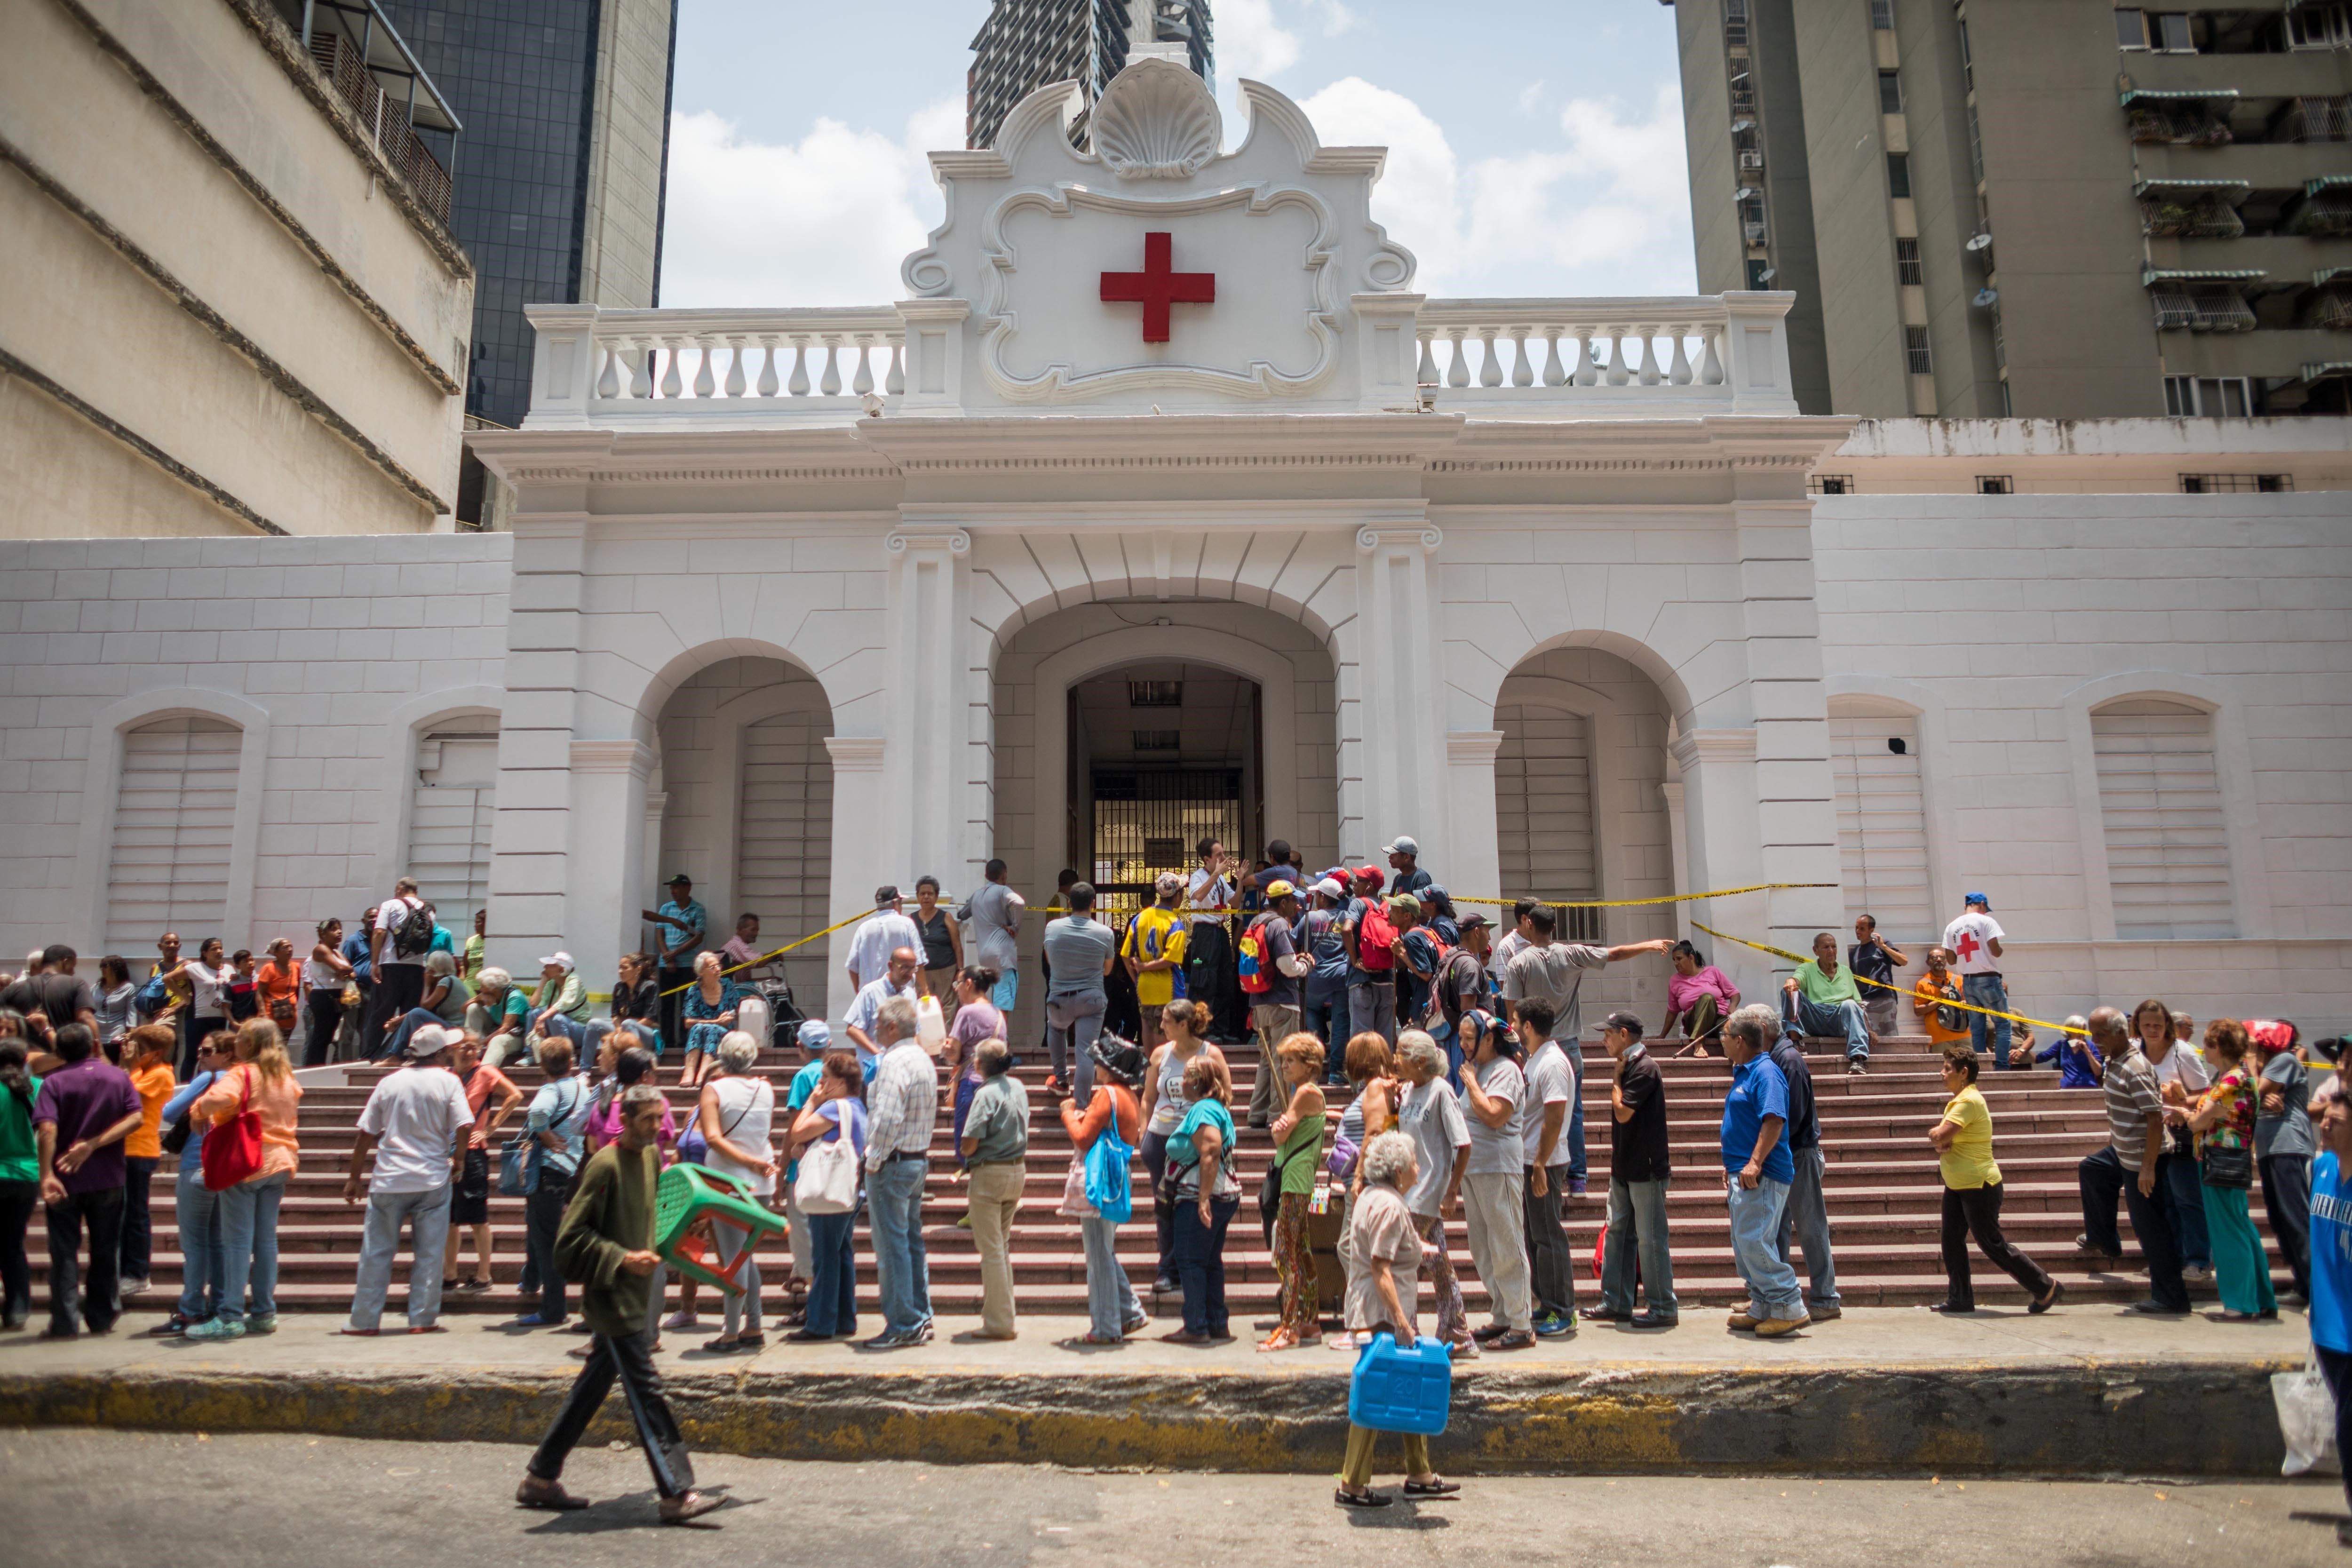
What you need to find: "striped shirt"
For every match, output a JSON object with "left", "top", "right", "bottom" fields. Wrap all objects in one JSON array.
[
  {"left": 864, "top": 1042, "right": 938, "bottom": 1171},
  {"left": 2100, "top": 1046, "right": 2166, "bottom": 1172}
]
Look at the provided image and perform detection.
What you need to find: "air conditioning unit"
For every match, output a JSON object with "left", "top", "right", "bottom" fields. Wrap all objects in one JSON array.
[{"left": 1739, "top": 150, "right": 1765, "bottom": 171}]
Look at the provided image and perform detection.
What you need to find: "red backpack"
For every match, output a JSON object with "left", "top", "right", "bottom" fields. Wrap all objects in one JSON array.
[
  {"left": 1237, "top": 914, "right": 1279, "bottom": 995},
  {"left": 1355, "top": 898, "right": 1397, "bottom": 972}
]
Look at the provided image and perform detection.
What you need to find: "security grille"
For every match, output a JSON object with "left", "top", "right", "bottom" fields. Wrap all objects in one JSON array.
[
  {"left": 1090, "top": 768, "right": 1244, "bottom": 922},
  {"left": 2092, "top": 700, "right": 2235, "bottom": 939},
  {"left": 407, "top": 720, "right": 499, "bottom": 929},
  {"left": 737, "top": 707, "right": 835, "bottom": 1003},
  {"left": 1829, "top": 716, "right": 1933, "bottom": 948},
  {"left": 106, "top": 717, "right": 239, "bottom": 951},
  {"left": 1494, "top": 703, "right": 1604, "bottom": 943}
]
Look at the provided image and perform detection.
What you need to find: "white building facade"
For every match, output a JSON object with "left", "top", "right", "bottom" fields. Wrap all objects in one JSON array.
[{"left": 4, "top": 60, "right": 2346, "bottom": 1035}]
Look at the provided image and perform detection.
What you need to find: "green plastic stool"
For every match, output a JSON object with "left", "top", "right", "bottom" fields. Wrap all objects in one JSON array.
[{"left": 654, "top": 1163, "right": 788, "bottom": 1297}]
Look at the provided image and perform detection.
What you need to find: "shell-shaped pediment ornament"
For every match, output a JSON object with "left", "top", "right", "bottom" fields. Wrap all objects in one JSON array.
[{"left": 1091, "top": 56, "right": 1223, "bottom": 179}]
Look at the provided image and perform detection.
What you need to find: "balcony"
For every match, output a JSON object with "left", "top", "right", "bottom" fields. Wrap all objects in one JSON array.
[
  {"left": 2123, "top": 88, "right": 2238, "bottom": 146},
  {"left": 2136, "top": 178, "right": 2250, "bottom": 238},
  {"left": 296, "top": 0, "right": 460, "bottom": 223},
  {"left": 2145, "top": 270, "right": 2264, "bottom": 332}
]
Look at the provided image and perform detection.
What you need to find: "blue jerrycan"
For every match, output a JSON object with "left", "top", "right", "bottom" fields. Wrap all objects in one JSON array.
[{"left": 1348, "top": 1331, "right": 1452, "bottom": 1436}]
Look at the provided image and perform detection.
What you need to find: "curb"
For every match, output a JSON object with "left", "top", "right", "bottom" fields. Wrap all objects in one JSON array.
[{"left": 0, "top": 1357, "right": 2295, "bottom": 1475}]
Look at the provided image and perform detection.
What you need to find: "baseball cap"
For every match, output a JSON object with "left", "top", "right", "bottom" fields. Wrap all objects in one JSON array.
[
  {"left": 666, "top": 871, "right": 692, "bottom": 886},
  {"left": 1588, "top": 1010, "right": 1646, "bottom": 1039},
  {"left": 1154, "top": 871, "right": 1184, "bottom": 896},
  {"left": 1382, "top": 836, "right": 1420, "bottom": 858},
  {"left": 1353, "top": 864, "right": 1383, "bottom": 884},
  {"left": 537, "top": 951, "right": 574, "bottom": 971},
  {"left": 1964, "top": 891, "right": 1991, "bottom": 908},
  {"left": 797, "top": 1019, "right": 831, "bottom": 1052},
  {"left": 1315, "top": 877, "right": 1346, "bottom": 900},
  {"left": 1386, "top": 893, "right": 1418, "bottom": 918},
  {"left": 404, "top": 1024, "right": 452, "bottom": 1058},
  {"left": 1265, "top": 879, "right": 1298, "bottom": 901},
  {"left": 1457, "top": 912, "right": 1490, "bottom": 931},
  {"left": 874, "top": 884, "right": 900, "bottom": 905}
]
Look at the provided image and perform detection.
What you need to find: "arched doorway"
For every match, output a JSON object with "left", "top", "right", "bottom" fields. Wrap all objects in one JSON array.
[{"left": 1070, "top": 659, "right": 1261, "bottom": 923}]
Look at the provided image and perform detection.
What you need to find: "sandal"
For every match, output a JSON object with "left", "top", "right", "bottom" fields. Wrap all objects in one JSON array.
[
  {"left": 1080, "top": 1331, "right": 1124, "bottom": 1345},
  {"left": 1258, "top": 1329, "right": 1302, "bottom": 1353},
  {"left": 1334, "top": 1487, "right": 1392, "bottom": 1509}
]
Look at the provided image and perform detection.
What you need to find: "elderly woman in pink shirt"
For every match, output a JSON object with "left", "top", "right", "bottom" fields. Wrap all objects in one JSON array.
[{"left": 1662, "top": 941, "right": 1740, "bottom": 1056}]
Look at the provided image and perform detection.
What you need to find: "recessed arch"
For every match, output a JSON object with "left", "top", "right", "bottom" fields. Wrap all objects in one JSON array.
[{"left": 367, "top": 684, "right": 508, "bottom": 906}]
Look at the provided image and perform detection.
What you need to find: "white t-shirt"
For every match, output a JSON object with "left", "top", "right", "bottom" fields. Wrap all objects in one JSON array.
[
  {"left": 1463, "top": 1056, "right": 1525, "bottom": 1176},
  {"left": 1487, "top": 928, "right": 1529, "bottom": 983},
  {"left": 1941, "top": 911, "right": 2005, "bottom": 976},
  {"left": 357, "top": 1065, "right": 472, "bottom": 1193},
  {"left": 845, "top": 910, "right": 922, "bottom": 987},
  {"left": 1398, "top": 1077, "right": 1470, "bottom": 1216},
  {"left": 185, "top": 961, "right": 228, "bottom": 1017},
  {"left": 2147, "top": 1040, "right": 2211, "bottom": 1099},
  {"left": 1521, "top": 1040, "right": 1577, "bottom": 1167},
  {"left": 703, "top": 1075, "right": 777, "bottom": 1196},
  {"left": 1185, "top": 868, "right": 1233, "bottom": 928},
  {"left": 375, "top": 896, "right": 428, "bottom": 968}
]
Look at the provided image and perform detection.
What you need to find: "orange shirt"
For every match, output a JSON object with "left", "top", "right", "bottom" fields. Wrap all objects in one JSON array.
[
  {"left": 123, "top": 1060, "right": 177, "bottom": 1160},
  {"left": 193, "top": 1061, "right": 304, "bottom": 1179},
  {"left": 1914, "top": 974, "right": 1971, "bottom": 1046},
  {"left": 255, "top": 959, "right": 300, "bottom": 1015}
]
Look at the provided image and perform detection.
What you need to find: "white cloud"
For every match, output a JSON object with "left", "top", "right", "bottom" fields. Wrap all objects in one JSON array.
[
  {"left": 1216, "top": 0, "right": 1303, "bottom": 80},
  {"left": 657, "top": 101, "right": 958, "bottom": 309},
  {"left": 1298, "top": 76, "right": 1694, "bottom": 299}
]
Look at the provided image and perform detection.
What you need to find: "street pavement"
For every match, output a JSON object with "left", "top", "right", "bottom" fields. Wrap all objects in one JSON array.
[{"left": 7, "top": 1428, "right": 2345, "bottom": 1567}]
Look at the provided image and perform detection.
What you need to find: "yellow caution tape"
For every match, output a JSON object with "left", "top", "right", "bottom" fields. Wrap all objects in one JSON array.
[
  {"left": 656, "top": 910, "right": 873, "bottom": 999},
  {"left": 1453, "top": 881, "right": 1836, "bottom": 911},
  {"left": 1689, "top": 920, "right": 2073, "bottom": 1036}
]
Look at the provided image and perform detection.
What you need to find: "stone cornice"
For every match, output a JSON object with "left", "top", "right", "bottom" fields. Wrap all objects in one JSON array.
[
  {"left": 570, "top": 739, "right": 655, "bottom": 778},
  {"left": 1670, "top": 728, "right": 1759, "bottom": 772},
  {"left": 825, "top": 736, "right": 886, "bottom": 772}
]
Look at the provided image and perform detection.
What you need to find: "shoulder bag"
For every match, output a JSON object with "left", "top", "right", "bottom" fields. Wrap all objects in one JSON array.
[
  {"left": 200, "top": 1067, "right": 266, "bottom": 1192},
  {"left": 794, "top": 1104, "right": 860, "bottom": 1215},
  {"left": 500, "top": 1080, "right": 582, "bottom": 1196}
]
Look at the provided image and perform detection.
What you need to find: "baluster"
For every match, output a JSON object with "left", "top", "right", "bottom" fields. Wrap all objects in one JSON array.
[
  {"left": 1541, "top": 331, "right": 1566, "bottom": 387},
  {"left": 1605, "top": 332, "right": 1630, "bottom": 386},
  {"left": 1476, "top": 329, "right": 1503, "bottom": 387},
  {"left": 755, "top": 338, "right": 781, "bottom": 398},
  {"left": 820, "top": 340, "right": 842, "bottom": 397},
  {"left": 628, "top": 342, "right": 652, "bottom": 400},
  {"left": 852, "top": 337, "right": 876, "bottom": 396},
  {"left": 885, "top": 340, "right": 905, "bottom": 396},
  {"left": 1416, "top": 332, "right": 1439, "bottom": 387},
  {"left": 1573, "top": 331, "right": 1598, "bottom": 387},
  {"left": 787, "top": 340, "right": 811, "bottom": 396},
  {"left": 719, "top": 336, "right": 746, "bottom": 398},
  {"left": 1669, "top": 328, "right": 1693, "bottom": 386},
  {"left": 594, "top": 343, "right": 620, "bottom": 400},
  {"left": 659, "top": 342, "right": 683, "bottom": 399},
  {"left": 1637, "top": 328, "right": 1662, "bottom": 386},
  {"left": 1700, "top": 326, "right": 1725, "bottom": 385},
  {"left": 1446, "top": 329, "right": 1470, "bottom": 387},
  {"left": 692, "top": 337, "right": 718, "bottom": 398},
  {"left": 1509, "top": 330, "right": 1534, "bottom": 387}
]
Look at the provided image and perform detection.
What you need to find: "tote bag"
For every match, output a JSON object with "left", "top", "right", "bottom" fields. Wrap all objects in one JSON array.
[
  {"left": 199, "top": 1068, "right": 265, "bottom": 1192},
  {"left": 793, "top": 1112, "right": 860, "bottom": 1215}
]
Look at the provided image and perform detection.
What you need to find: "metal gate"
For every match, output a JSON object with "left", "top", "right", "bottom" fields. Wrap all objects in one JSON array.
[{"left": 1089, "top": 768, "right": 1245, "bottom": 922}]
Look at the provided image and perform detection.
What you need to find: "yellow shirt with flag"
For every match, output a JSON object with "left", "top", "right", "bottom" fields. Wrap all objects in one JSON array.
[{"left": 1124, "top": 906, "right": 1190, "bottom": 1008}]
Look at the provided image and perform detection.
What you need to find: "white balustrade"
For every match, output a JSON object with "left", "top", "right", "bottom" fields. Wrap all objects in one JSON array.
[
  {"left": 1412, "top": 299, "right": 1733, "bottom": 402},
  {"left": 542, "top": 307, "right": 908, "bottom": 422}
]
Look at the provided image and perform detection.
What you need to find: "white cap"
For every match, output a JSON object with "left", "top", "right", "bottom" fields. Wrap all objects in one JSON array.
[{"left": 538, "top": 951, "right": 574, "bottom": 971}]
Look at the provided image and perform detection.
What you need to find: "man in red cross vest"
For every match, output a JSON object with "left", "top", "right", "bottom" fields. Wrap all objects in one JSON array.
[{"left": 1939, "top": 893, "right": 2012, "bottom": 1067}]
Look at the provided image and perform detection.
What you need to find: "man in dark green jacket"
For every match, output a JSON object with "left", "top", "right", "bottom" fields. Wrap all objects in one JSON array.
[{"left": 516, "top": 1086, "right": 721, "bottom": 1523}]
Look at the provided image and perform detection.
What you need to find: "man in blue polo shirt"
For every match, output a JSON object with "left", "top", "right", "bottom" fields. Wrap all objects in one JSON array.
[{"left": 1719, "top": 1003, "right": 1807, "bottom": 1336}]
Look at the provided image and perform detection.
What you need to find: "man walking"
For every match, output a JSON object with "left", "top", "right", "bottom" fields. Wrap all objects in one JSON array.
[
  {"left": 863, "top": 995, "right": 937, "bottom": 1349},
  {"left": 516, "top": 1085, "right": 720, "bottom": 1524},
  {"left": 2074, "top": 1006, "right": 2190, "bottom": 1313},
  {"left": 643, "top": 873, "right": 707, "bottom": 1055},
  {"left": 32, "top": 1023, "right": 140, "bottom": 1340},
  {"left": 1512, "top": 998, "right": 1578, "bottom": 1336},
  {"left": 1242, "top": 881, "right": 1305, "bottom": 1128},
  {"left": 341, "top": 1025, "right": 472, "bottom": 1335},
  {"left": 845, "top": 885, "right": 923, "bottom": 996},
  {"left": 958, "top": 1038, "right": 1029, "bottom": 1340},
  {"left": 958, "top": 858, "right": 1027, "bottom": 1013},
  {"left": 1041, "top": 885, "right": 1117, "bottom": 1100},
  {"left": 1768, "top": 1012, "right": 1842, "bottom": 1321},
  {"left": 1848, "top": 915, "right": 1908, "bottom": 1046},
  {"left": 1720, "top": 1004, "right": 1807, "bottom": 1336},
  {"left": 1586, "top": 1010, "right": 1676, "bottom": 1327},
  {"left": 1459, "top": 1011, "right": 1534, "bottom": 1352},
  {"left": 1941, "top": 892, "right": 2012, "bottom": 1068},
  {"left": 1781, "top": 931, "right": 1873, "bottom": 1075}
]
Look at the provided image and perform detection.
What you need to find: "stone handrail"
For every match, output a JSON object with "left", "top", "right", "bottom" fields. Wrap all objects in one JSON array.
[{"left": 524, "top": 305, "right": 906, "bottom": 428}]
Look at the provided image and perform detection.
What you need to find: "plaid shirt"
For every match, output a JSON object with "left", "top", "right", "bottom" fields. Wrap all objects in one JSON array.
[{"left": 865, "top": 1041, "right": 938, "bottom": 1170}]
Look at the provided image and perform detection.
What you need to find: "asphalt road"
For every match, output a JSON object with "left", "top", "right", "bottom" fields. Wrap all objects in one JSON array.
[{"left": 8, "top": 1429, "right": 2346, "bottom": 1568}]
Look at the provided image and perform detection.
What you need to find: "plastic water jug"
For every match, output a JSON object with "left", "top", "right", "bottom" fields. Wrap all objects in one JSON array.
[
  {"left": 916, "top": 993, "right": 946, "bottom": 1050},
  {"left": 1348, "top": 1331, "right": 1452, "bottom": 1436}
]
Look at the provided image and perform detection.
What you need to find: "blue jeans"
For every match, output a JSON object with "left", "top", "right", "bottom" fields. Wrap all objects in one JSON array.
[
  {"left": 1563, "top": 1052, "right": 1589, "bottom": 1184},
  {"left": 1774, "top": 1144, "right": 1842, "bottom": 1309},
  {"left": 867, "top": 1157, "right": 931, "bottom": 1336},
  {"left": 348, "top": 1184, "right": 453, "bottom": 1330},
  {"left": 380, "top": 1007, "right": 454, "bottom": 1061},
  {"left": 1725, "top": 1172, "right": 1802, "bottom": 1320},
  {"left": 1786, "top": 993, "right": 1869, "bottom": 1062},
  {"left": 1303, "top": 980, "right": 1346, "bottom": 1078},
  {"left": 1081, "top": 1213, "right": 1143, "bottom": 1338},
  {"left": 215, "top": 1169, "right": 289, "bottom": 1322},
  {"left": 1963, "top": 973, "right": 2012, "bottom": 1067},
  {"left": 173, "top": 1162, "right": 225, "bottom": 1321},
  {"left": 804, "top": 1209, "right": 857, "bottom": 1337},
  {"left": 1600, "top": 1177, "right": 1676, "bottom": 1317},
  {"left": 2159, "top": 1143, "right": 2213, "bottom": 1270}
]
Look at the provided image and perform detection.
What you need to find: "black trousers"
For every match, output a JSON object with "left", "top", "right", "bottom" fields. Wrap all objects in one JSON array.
[
  {"left": 1939, "top": 1180, "right": 2050, "bottom": 1310},
  {"left": 657, "top": 967, "right": 692, "bottom": 1056},
  {"left": 528, "top": 1327, "right": 695, "bottom": 1498},
  {"left": 45, "top": 1184, "right": 125, "bottom": 1335},
  {"left": 302, "top": 988, "right": 344, "bottom": 1068},
  {"left": 1523, "top": 1164, "right": 1578, "bottom": 1320},
  {"left": 2261, "top": 1152, "right": 2313, "bottom": 1299},
  {"left": 525, "top": 1173, "right": 577, "bottom": 1320},
  {"left": 2316, "top": 1346, "right": 2352, "bottom": 1514},
  {"left": 0, "top": 1177, "right": 38, "bottom": 1323},
  {"left": 365, "top": 965, "right": 425, "bottom": 1059},
  {"left": 2078, "top": 1145, "right": 2191, "bottom": 1311},
  {"left": 179, "top": 1015, "right": 226, "bottom": 1081},
  {"left": 1184, "top": 923, "right": 1244, "bottom": 1041}
]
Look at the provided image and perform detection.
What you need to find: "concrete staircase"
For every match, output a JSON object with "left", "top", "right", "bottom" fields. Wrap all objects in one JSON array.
[{"left": 27, "top": 1030, "right": 2287, "bottom": 1318}]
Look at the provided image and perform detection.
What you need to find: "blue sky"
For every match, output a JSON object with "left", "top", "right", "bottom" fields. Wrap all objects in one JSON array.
[{"left": 659, "top": 0, "right": 1696, "bottom": 308}]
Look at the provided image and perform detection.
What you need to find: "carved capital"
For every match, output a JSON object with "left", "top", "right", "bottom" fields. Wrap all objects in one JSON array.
[
  {"left": 569, "top": 739, "right": 655, "bottom": 779},
  {"left": 885, "top": 528, "right": 971, "bottom": 557},
  {"left": 1669, "top": 728, "right": 1758, "bottom": 773},
  {"left": 1356, "top": 525, "right": 1443, "bottom": 554}
]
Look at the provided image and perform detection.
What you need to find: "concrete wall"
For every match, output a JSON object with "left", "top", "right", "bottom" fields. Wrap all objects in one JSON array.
[
  {"left": 0, "top": 0, "right": 472, "bottom": 536},
  {"left": 580, "top": 0, "right": 675, "bottom": 310}
]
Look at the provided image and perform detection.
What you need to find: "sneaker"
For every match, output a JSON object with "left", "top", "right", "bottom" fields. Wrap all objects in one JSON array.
[
  {"left": 915, "top": 1320, "right": 938, "bottom": 1344},
  {"left": 2181, "top": 1263, "right": 2214, "bottom": 1285},
  {"left": 185, "top": 1317, "right": 245, "bottom": 1342},
  {"left": 245, "top": 1313, "right": 278, "bottom": 1336},
  {"left": 1809, "top": 1304, "right": 1842, "bottom": 1321},
  {"left": 1568, "top": 1178, "right": 1588, "bottom": 1197},
  {"left": 862, "top": 1329, "right": 914, "bottom": 1351},
  {"left": 1490, "top": 1329, "right": 1537, "bottom": 1352},
  {"left": 120, "top": 1277, "right": 150, "bottom": 1297},
  {"left": 1846, "top": 1060, "right": 1867, "bottom": 1075},
  {"left": 1532, "top": 1313, "right": 1574, "bottom": 1338},
  {"left": 1754, "top": 1313, "right": 1811, "bottom": 1337},
  {"left": 1446, "top": 1338, "right": 1481, "bottom": 1361},
  {"left": 662, "top": 1311, "right": 702, "bottom": 1331}
]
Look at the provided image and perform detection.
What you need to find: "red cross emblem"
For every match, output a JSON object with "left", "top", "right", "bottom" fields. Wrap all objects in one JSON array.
[
  {"left": 1100, "top": 231, "right": 1215, "bottom": 344},
  {"left": 1953, "top": 930, "right": 1981, "bottom": 963}
]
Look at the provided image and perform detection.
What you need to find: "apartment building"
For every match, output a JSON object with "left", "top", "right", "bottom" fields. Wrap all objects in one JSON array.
[{"left": 968, "top": 0, "right": 1213, "bottom": 151}]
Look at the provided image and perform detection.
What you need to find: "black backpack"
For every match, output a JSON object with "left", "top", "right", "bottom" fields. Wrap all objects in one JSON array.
[{"left": 389, "top": 898, "right": 437, "bottom": 959}]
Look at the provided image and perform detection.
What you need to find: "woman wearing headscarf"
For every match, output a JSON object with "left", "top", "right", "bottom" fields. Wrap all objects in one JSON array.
[{"left": 1059, "top": 1035, "right": 1149, "bottom": 1345}]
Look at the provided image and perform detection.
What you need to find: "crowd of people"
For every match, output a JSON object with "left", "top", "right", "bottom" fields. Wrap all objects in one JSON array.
[{"left": 0, "top": 845, "right": 2344, "bottom": 1516}]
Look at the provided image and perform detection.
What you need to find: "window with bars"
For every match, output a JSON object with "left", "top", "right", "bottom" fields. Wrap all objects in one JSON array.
[
  {"left": 1904, "top": 325, "right": 1933, "bottom": 375},
  {"left": 1809, "top": 473, "right": 1856, "bottom": 495},
  {"left": 1493, "top": 703, "right": 1604, "bottom": 944},
  {"left": 1090, "top": 769, "right": 1245, "bottom": 919},
  {"left": 1872, "top": 0, "right": 1895, "bottom": 29},
  {"left": 2091, "top": 699, "right": 2234, "bottom": 939},
  {"left": 1725, "top": 0, "right": 1748, "bottom": 45},
  {"left": 2164, "top": 374, "right": 2251, "bottom": 417},
  {"left": 1967, "top": 103, "right": 1985, "bottom": 182},
  {"left": 1896, "top": 238, "right": 1923, "bottom": 285},
  {"left": 1977, "top": 475, "right": 2013, "bottom": 494},
  {"left": 737, "top": 706, "right": 836, "bottom": 1006},
  {"left": 2179, "top": 472, "right": 2293, "bottom": 493}
]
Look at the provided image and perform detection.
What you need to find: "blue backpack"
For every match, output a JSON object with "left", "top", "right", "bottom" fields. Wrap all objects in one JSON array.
[{"left": 1083, "top": 1111, "right": 1136, "bottom": 1224}]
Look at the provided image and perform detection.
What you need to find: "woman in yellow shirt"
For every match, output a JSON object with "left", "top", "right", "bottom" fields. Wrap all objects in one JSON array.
[
  {"left": 119, "top": 1024, "right": 178, "bottom": 1294},
  {"left": 1928, "top": 1043, "right": 2062, "bottom": 1315}
]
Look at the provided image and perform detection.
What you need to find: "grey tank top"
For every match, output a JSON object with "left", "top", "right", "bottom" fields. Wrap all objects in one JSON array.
[{"left": 1148, "top": 1045, "right": 1192, "bottom": 1135}]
